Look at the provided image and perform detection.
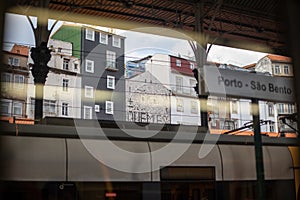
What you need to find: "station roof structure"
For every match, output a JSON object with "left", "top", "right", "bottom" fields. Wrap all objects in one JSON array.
[{"left": 12, "top": 0, "right": 288, "bottom": 55}]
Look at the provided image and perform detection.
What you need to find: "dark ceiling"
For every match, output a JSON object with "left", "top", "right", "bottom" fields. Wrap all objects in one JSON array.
[{"left": 12, "top": 0, "right": 287, "bottom": 55}]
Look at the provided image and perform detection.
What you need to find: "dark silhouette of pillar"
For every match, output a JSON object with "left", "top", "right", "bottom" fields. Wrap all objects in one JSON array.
[{"left": 30, "top": 42, "right": 51, "bottom": 122}]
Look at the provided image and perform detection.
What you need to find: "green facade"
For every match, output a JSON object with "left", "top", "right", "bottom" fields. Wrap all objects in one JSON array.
[{"left": 51, "top": 25, "right": 82, "bottom": 59}]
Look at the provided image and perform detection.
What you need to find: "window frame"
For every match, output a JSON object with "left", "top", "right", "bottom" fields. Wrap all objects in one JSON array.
[
  {"left": 85, "top": 59, "right": 94, "bottom": 73},
  {"left": 44, "top": 99, "right": 56, "bottom": 115},
  {"left": 274, "top": 65, "right": 281, "bottom": 74},
  {"left": 85, "top": 28, "right": 95, "bottom": 41},
  {"left": 283, "top": 65, "right": 289, "bottom": 75},
  {"left": 85, "top": 85, "right": 94, "bottom": 98},
  {"left": 175, "top": 76, "right": 183, "bottom": 93},
  {"left": 1, "top": 99, "right": 11, "bottom": 116},
  {"left": 106, "top": 50, "right": 117, "bottom": 69},
  {"left": 105, "top": 101, "right": 114, "bottom": 115},
  {"left": 176, "top": 59, "right": 181, "bottom": 67},
  {"left": 62, "top": 102, "right": 69, "bottom": 116},
  {"left": 176, "top": 98, "right": 184, "bottom": 112},
  {"left": 99, "top": 32, "right": 108, "bottom": 44},
  {"left": 13, "top": 74, "right": 24, "bottom": 88},
  {"left": 268, "top": 103, "right": 274, "bottom": 116},
  {"left": 12, "top": 101, "right": 23, "bottom": 116},
  {"left": 84, "top": 106, "right": 93, "bottom": 119},
  {"left": 63, "top": 58, "right": 70, "bottom": 70},
  {"left": 107, "top": 75, "right": 115, "bottom": 89},
  {"left": 62, "top": 79, "right": 69, "bottom": 92},
  {"left": 191, "top": 101, "right": 198, "bottom": 114},
  {"left": 231, "top": 100, "right": 238, "bottom": 114},
  {"left": 112, "top": 35, "right": 121, "bottom": 48}
]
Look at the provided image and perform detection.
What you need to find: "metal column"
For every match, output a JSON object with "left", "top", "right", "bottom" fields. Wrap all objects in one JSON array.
[{"left": 251, "top": 98, "right": 266, "bottom": 200}]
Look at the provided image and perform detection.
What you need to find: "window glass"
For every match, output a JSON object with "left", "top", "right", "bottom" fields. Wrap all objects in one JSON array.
[
  {"left": 13, "top": 102, "right": 22, "bottom": 116},
  {"left": 107, "top": 75, "right": 115, "bottom": 89},
  {"left": 63, "top": 58, "right": 70, "bottom": 70},
  {"left": 84, "top": 106, "right": 92, "bottom": 119},
  {"left": 63, "top": 79, "right": 69, "bottom": 91},
  {"left": 13, "top": 75, "right": 24, "bottom": 88},
  {"left": 176, "top": 76, "right": 183, "bottom": 93},
  {"left": 62, "top": 103, "right": 68, "bottom": 116},
  {"left": 85, "top": 86, "right": 94, "bottom": 98},
  {"left": 100, "top": 32, "right": 108, "bottom": 44},
  {"left": 85, "top": 59, "right": 94, "bottom": 73},
  {"left": 112, "top": 36, "right": 121, "bottom": 48},
  {"left": 85, "top": 28, "right": 95, "bottom": 41},
  {"left": 176, "top": 98, "right": 184, "bottom": 112},
  {"left": 106, "top": 101, "right": 114, "bottom": 114},
  {"left": 106, "top": 51, "right": 116, "bottom": 69}
]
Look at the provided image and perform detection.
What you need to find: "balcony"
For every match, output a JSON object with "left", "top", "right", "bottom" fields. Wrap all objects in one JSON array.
[{"left": 105, "top": 61, "right": 118, "bottom": 71}]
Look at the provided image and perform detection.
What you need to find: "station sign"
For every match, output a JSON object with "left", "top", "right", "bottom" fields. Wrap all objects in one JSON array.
[{"left": 204, "top": 65, "right": 295, "bottom": 103}]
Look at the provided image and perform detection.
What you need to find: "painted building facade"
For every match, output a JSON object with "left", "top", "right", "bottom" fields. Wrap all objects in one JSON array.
[
  {"left": 52, "top": 23, "right": 126, "bottom": 121},
  {"left": 126, "top": 71, "right": 171, "bottom": 124}
]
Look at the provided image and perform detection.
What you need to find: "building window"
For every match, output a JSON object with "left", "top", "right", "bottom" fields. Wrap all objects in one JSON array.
[
  {"left": 176, "top": 76, "right": 183, "bottom": 93},
  {"left": 44, "top": 100, "right": 56, "bottom": 115},
  {"left": 105, "top": 101, "right": 114, "bottom": 114},
  {"left": 190, "top": 62, "right": 195, "bottom": 70},
  {"left": 277, "top": 103, "right": 284, "bottom": 113},
  {"left": 190, "top": 79, "right": 197, "bottom": 95},
  {"left": 85, "top": 59, "right": 94, "bottom": 73},
  {"left": 85, "top": 86, "right": 94, "bottom": 98},
  {"left": 85, "top": 28, "right": 95, "bottom": 41},
  {"left": 107, "top": 75, "right": 115, "bottom": 89},
  {"left": 2, "top": 73, "right": 11, "bottom": 82},
  {"left": 62, "top": 79, "right": 69, "bottom": 91},
  {"left": 191, "top": 101, "right": 198, "bottom": 114},
  {"left": 74, "top": 63, "right": 78, "bottom": 70},
  {"left": 287, "top": 104, "right": 294, "bottom": 113},
  {"left": 231, "top": 101, "right": 238, "bottom": 114},
  {"left": 176, "top": 59, "right": 181, "bottom": 67},
  {"left": 112, "top": 36, "right": 121, "bottom": 48},
  {"left": 95, "top": 105, "right": 100, "bottom": 112},
  {"left": 268, "top": 103, "right": 274, "bottom": 116},
  {"left": 14, "top": 75, "right": 24, "bottom": 88},
  {"left": 176, "top": 98, "right": 184, "bottom": 112},
  {"left": 62, "top": 103, "right": 68, "bottom": 116},
  {"left": 63, "top": 58, "right": 70, "bottom": 70},
  {"left": 274, "top": 65, "right": 281, "bottom": 74},
  {"left": 269, "top": 123, "right": 275, "bottom": 132},
  {"left": 99, "top": 32, "right": 108, "bottom": 44},
  {"left": 106, "top": 50, "right": 116, "bottom": 69},
  {"left": 30, "top": 98, "right": 35, "bottom": 115},
  {"left": 1, "top": 100, "right": 11, "bottom": 115},
  {"left": 283, "top": 65, "right": 290, "bottom": 75},
  {"left": 12, "top": 102, "right": 23, "bottom": 116},
  {"left": 8, "top": 57, "right": 19, "bottom": 66},
  {"left": 84, "top": 106, "right": 93, "bottom": 119}
]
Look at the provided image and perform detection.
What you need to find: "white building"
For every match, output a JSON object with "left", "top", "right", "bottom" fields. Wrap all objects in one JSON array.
[
  {"left": 126, "top": 71, "right": 171, "bottom": 124},
  {"left": 26, "top": 39, "right": 81, "bottom": 119},
  {"left": 144, "top": 54, "right": 201, "bottom": 126},
  {"left": 254, "top": 54, "right": 296, "bottom": 134}
]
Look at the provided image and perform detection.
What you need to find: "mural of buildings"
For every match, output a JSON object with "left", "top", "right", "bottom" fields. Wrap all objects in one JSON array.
[
  {"left": 126, "top": 71, "right": 171, "bottom": 124},
  {"left": 51, "top": 23, "right": 126, "bottom": 121},
  {"left": 1, "top": 44, "right": 30, "bottom": 118},
  {"left": 26, "top": 39, "right": 81, "bottom": 119}
]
